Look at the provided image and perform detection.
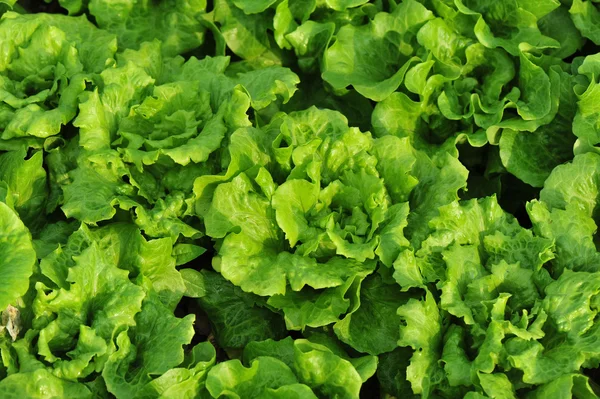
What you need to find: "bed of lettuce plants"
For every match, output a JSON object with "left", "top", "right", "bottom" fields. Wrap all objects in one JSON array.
[{"left": 1, "top": 0, "right": 600, "bottom": 397}]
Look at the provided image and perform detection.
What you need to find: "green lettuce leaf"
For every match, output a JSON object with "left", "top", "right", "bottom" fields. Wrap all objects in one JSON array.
[
  {"left": 499, "top": 66, "right": 578, "bottom": 187},
  {"left": 88, "top": 0, "right": 207, "bottom": 56},
  {"left": 453, "top": 0, "right": 559, "bottom": 56},
  {"left": 377, "top": 347, "right": 419, "bottom": 399},
  {"left": 243, "top": 337, "right": 375, "bottom": 398},
  {"left": 39, "top": 223, "right": 186, "bottom": 308},
  {"left": 397, "top": 290, "right": 443, "bottom": 397},
  {"left": 322, "top": 0, "right": 433, "bottom": 101},
  {"left": 0, "top": 368, "right": 92, "bottom": 398},
  {"left": 334, "top": 272, "right": 418, "bottom": 355},
  {"left": 129, "top": 341, "right": 216, "bottom": 399},
  {"left": 528, "top": 200, "right": 600, "bottom": 274},
  {"left": 266, "top": 263, "right": 373, "bottom": 329},
  {"left": 573, "top": 54, "right": 600, "bottom": 152},
  {"left": 102, "top": 295, "right": 195, "bottom": 397},
  {"left": 526, "top": 374, "right": 599, "bottom": 399},
  {"left": 0, "top": 192, "right": 36, "bottom": 311},
  {"left": 214, "top": 0, "right": 282, "bottom": 64},
  {"left": 194, "top": 270, "right": 287, "bottom": 349},
  {"left": 0, "top": 148, "right": 48, "bottom": 230},
  {"left": 527, "top": 152, "right": 600, "bottom": 274},
  {"left": 0, "top": 12, "right": 115, "bottom": 145},
  {"left": 206, "top": 357, "right": 316, "bottom": 398},
  {"left": 34, "top": 242, "right": 145, "bottom": 374},
  {"left": 570, "top": 0, "right": 600, "bottom": 45}
]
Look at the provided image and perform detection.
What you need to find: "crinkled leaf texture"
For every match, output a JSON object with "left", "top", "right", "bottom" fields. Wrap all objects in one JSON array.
[
  {"left": 4, "top": 1, "right": 600, "bottom": 398},
  {"left": 0, "top": 186, "right": 36, "bottom": 311}
]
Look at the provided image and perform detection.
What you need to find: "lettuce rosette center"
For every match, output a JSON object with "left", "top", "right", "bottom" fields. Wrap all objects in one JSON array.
[{"left": 0, "top": 12, "right": 116, "bottom": 147}]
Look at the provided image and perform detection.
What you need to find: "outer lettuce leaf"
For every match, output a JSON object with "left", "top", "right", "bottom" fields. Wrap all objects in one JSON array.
[
  {"left": 102, "top": 295, "right": 196, "bottom": 398},
  {"left": 453, "top": 0, "right": 560, "bottom": 56},
  {"left": 236, "top": 66, "right": 300, "bottom": 110},
  {"left": 333, "top": 272, "right": 418, "bottom": 355},
  {"left": 528, "top": 200, "right": 600, "bottom": 274},
  {"left": 125, "top": 234, "right": 187, "bottom": 310},
  {"left": 242, "top": 337, "right": 376, "bottom": 398},
  {"left": 272, "top": 0, "right": 317, "bottom": 51},
  {"left": 538, "top": 152, "right": 600, "bottom": 216},
  {"left": 528, "top": 152, "right": 600, "bottom": 273},
  {"left": 477, "top": 373, "right": 517, "bottom": 398},
  {"left": 0, "top": 190, "right": 36, "bottom": 311},
  {"left": 0, "top": 368, "right": 92, "bottom": 398},
  {"left": 377, "top": 347, "right": 419, "bottom": 399},
  {"left": 544, "top": 270, "right": 600, "bottom": 340},
  {"left": 322, "top": 0, "right": 433, "bottom": 101},
  {"left": 38, "top": 224, "right": 95, "bottom": 290},
  {"left": 88, "top": 0, "right": 207, "bottom": 56},
  {"left": 371, "top": 136, "right": 418, "bottom": 205},
  {"left": 206, "top": 171, "right": 288, "bottom": 296},
  {"left": 439, "top": 244, "right": 486, "bottom": 325},
  {"left": 440, "top": 325, "right": 472, "bottom": 389},
  {"left": 194, "top": 270, "right": 287, "bottom": 349},
  {"left": 404, "top": 145, "right": 469, "bottom": 245},
  {"left": 573, "top": 54, "right": 600, "bottom": 152},
  {"left": 0, "top": 149, "right": 48, "bottom": 231},
  {"left": 526, "top": 374, "right": 599, "bottom": 399},
  {"left": 60, "top": 150, "right": 140, "bottom": 224},
  {"left": 206, "top": 357, "right": 315, "bottom": 398},
  {"left": 396, "top": 290, "right": 444, "bottom": 398},
  {"left": 570, "top": 0, "right": 600, "bottom": 45},
  {"left": 266, "top": 264, "right": 373, "bottom": 330},
  {"left": 286, "top": 20, "right": 334, "bottom": 73},
  {"left": 499, "top": 66, "right": 578, "bottom": 187},
  {"left": 32, "top": 220, "right": 78, "bottom": 260},
  {"left": 371, "top": 91, "right": 427, "bottom": 144},
  {"left": 214, "top": 0, "right": 282, "bottom": 64},
  {"left": 483, "top": 229, "right": 555, "bottom": 273},
  {"left": 539, "top": 6, "right": 584, "bottom": 59},
  {"left": 133, "top": 341, "right": 216, "bottom": 399},
  {"left": 300, "top": 331, "right": 378, "bottom": 383}
]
